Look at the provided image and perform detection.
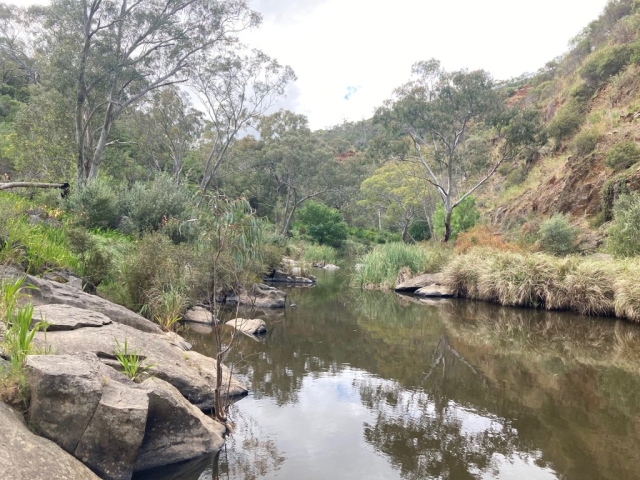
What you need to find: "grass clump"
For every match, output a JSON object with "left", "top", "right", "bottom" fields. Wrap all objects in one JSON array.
[
  {"left": 605, "top": 141, "right": 640, "bottom": 171},
  {"left": 301, "top": 243, "right": 338, "bottom": 265},
  {"left": 113, "top": 338, "right": 154, "bottom": 382},
  {"left": 352, "top": 242, "right": 452, "bottom": 290}
]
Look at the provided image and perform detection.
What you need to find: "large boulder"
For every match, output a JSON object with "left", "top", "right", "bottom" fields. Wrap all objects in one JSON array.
[
  {"left": 183, "top": 306, "right": 214, "bottom": 325},
  {"left": 32, "top": 304, "right": 111, "bottom": 331},
  {"left": 0, "top": 267, "right": 161, "bottom": 334},
  {"left": 395, "top": 273, "right": 444, "bottom": 292},
  {"left": 24, "top": 353, "right": 228, "bottom": 479},
  {"left": 134, "top": 377, "right": 225, "bottom": 472},
  {"left": 225, "top": 318, "right": 267, "bottom": 336},
  {"left": 0, "top": 402, "right": 100, "bottom": 480},
  {"left": 31, "top": 305, "right": 247, "bottom": 410},
  {"left": 227, "top": 283, "right": 286, "bottom": 309}
]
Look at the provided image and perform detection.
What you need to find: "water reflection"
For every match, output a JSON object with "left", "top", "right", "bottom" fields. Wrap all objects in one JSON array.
[{"left": 165, "top": 268, "right": 640, "bottom": 480}]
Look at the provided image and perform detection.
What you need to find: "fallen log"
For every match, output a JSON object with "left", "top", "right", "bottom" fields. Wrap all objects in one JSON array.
[{"left": 0, "top": 182, "right": 70, "bottom": 196}]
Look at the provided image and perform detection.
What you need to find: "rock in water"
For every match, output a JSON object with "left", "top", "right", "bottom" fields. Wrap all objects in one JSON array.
[
  {"left": 0, "top": 402, "right": 100, "bottom": 480},
  {"left": 395, "top": 273, "right": 444, "bottom": 292},
  {"left": 134, "top": 377, "right": 225, "bottom": 472},
  {"left": 183, "top": 306, "right": 215, "bottom": 324},
  {"left": 225, "top": 318, "right": 267, "bottom": 336},
  {"left": 414, "top": 284, "right": 455, "bottom": 298}
]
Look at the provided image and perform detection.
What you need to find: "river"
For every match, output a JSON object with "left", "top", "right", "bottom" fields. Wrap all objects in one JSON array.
[{"left": 135, "top": 266, "right": 640, "bottom": 480}]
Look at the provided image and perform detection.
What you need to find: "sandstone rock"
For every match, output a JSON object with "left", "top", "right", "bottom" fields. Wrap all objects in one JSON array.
[
  {"left": 32, "top": 304, "right": 112, "bottom": 331},
  {"left": 134, "top": 377, "right": 225, "bottom": 472},
  {"left": 0, "top": 267, "right": 161, "bottom": 334},
  {"left": 395, "top": 273, "right": 444, "bottom": 292},
  {"left": 239, "top": 283, "right": 286, "bottom": 308},
  {"left": 32, "top": 318, "right": 247, "bottom": 410},
  {"left": 183, "top": 306, "right": 214, "bottom": 325},
  {"left": 225, "top": 318, "right": 267, "bottom": 336},
  {"left": 25, "top": 354, "right": 104, "bottom": 454},
  {"left": 74, "top": 380, "right": 148, "bottom": 480},
  {"left": 414, "top": 284, "right": 455, "bottom": 298},
  {"left": 0, "top": 402, "right": 100, "bottom": 480},
  {"left": 183, "top": 350, "right": 248, "bottom": 399}
]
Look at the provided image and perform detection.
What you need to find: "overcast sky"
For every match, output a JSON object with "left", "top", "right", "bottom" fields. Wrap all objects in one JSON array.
[{"left": 6, "top": 0, "right": 611, "bottom": 130}]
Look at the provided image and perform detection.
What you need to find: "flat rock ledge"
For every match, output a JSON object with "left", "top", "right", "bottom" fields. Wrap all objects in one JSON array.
[
  {"left": 263, "top": 270, "right": 316, "bottom": 284},
  {"left": 24, "top": 353, "right": 225, "bottom": 480},
  {"left": 1, "top": 267, "right": 161, "bottom": 334},
  {"left": 0, "top": 401, "right": 100, "bottom": 480},
  {"left": 31, "top": 305, "right": 248, "bottom": 410},
  {"left": 395, "top": 273, "right": 444, "bottom": 292}
]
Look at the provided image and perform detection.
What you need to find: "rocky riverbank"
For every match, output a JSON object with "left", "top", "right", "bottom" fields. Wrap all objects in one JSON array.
[{"left": 0, "top": 267, "right": 255, "bottom": 480}]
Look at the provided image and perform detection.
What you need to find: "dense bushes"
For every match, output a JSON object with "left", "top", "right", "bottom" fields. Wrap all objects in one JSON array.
[
  {"left": 608, "top": 193, "right": 640, "bottom": 257},
  {"left": 538, "top": 214, "right": 578, "bottom": 255},
  {"left": 571, "top": 127, "right": 602, "bottom": 156},
  {"left": 547, "top": 100, "right": 586, "bottom": 141},
  {"left": 580, "top": 44, "right": 633, "bottom": 87},
  {"left": 432, "top": 196, "right": 480, "bottom": 241},
  {"left": 605, "top": 141, "right": 640, "bottom": 171},
  {"left": 296, "top": 202, "right": 347, "bottom": 248}
]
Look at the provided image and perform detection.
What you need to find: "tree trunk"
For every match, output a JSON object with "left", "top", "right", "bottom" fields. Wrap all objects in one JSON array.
[
  {"left": 443, "top": 209, "right": 453, "bottom": 243},
  {"left": 401, "top": 222, "right": 409, "bottom": 243}
]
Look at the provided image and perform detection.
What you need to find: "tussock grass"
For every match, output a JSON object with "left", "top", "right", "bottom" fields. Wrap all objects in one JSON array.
[
  {"left": 301, "top": 244, "right": 338, "bottom": 265},
  {"left": 352, "top": 242, "right": 453, "bottom": 290},
  {"left": 443, "top": 248, "right": 640, "bottom": 322}
]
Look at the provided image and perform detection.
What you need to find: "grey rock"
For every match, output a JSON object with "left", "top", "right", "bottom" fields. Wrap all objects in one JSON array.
[
  {"left": 395, "top": 273, "right": 444, "bottom": 292},
  {"left": 25, "top": 354, "right": 104, "bottom": 454},
  {"left": 32, "top": 320, "right": 247, "bottom": 410},
  {"left": 183, "top": 350, "right": 248, "bottom": 399},
  {"left": 323, "top": 263, "right": 340, "bottom": 270},
  {"left": 414, "top": 284, "right": 455, "bottom": 298},
  {"left": 183, "top": 306, "right": 214, "bottom": 325},
  {"left": 134, "top": 377, "right": 225, "bottom": 472},
  {"left": 225, "top": 318, "right": 267, "bottom": 336},
  {"left": 239, "top": 283, "right": 286, "bottom": 308},
  {"left": 32, "top": 304, "right": 112, "bottom": 331},
  {"left": 74, "top": 380, "right": 148, "bottom": 480},
  {"left": 1, "top": 267, "right": 161, "bottom": 334},
  {"left": 0, "top": 402, "right": 100, "bottom": 480}
]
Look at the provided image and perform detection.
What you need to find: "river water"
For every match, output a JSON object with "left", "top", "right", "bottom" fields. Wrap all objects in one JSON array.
[{"left": 137, "top": 267, "right": 640, "bottom": 480}]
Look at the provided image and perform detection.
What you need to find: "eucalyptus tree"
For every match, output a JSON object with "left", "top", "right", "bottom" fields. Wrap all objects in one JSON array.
[
  {"left": 27, "top": 0, "right": 260, "bottom": 187},
  {"left": 256, "top": 110, "right": 338, "bottom": 235},
  {"left": 192, "top": 49, "right": 295, "bottom": 194},
  {"left": 377, "top": 59, "right": 544, "bottom": 241}
]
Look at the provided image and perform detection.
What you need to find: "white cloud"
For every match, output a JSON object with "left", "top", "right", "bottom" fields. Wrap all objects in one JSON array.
[{"left": 245, "top": 0, "right": 611, "bottom": 129}]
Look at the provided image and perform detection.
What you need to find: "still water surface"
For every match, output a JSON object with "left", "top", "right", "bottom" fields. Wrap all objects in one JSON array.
[{"left": 137, "top": 267, "right": 640, "bottom": 480}]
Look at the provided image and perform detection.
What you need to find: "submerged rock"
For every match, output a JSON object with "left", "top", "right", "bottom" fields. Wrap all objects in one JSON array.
[
  {"left": 323, "top": 263, "right": 340, "bottom": 270},
  {"left": 0, "top": 401, "right": 100, "bottom": 480},
  {"left": 223, "top": 283, "right": 287, "bottom": 308},
  {"left": 395, "top": 273, "right": 444, "bottom": 292},
  {"left": 225, "top": 318, "right": 267, "bottom": 336}
]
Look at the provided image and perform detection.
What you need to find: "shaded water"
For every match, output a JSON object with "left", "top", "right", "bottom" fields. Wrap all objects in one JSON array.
[{"left": 139, "top": 268, "right": 640, "bottom": 480}]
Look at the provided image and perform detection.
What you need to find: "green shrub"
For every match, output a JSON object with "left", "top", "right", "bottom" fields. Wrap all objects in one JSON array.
[
  {"left": 538, "top": 214, "right": 578, "bottom": 255},
  {"left": 600, "top": 177, "right": 627, "bottom": 222},
  {"left": 581, "top": 44, "right": 632, "bottom": 87},
  {"left": 547, "top": 100, "right": 586, "bottom": 141},
  {"left": 571, "top": 127, "right": 602, "bottom": 156},
  {"left": 408, "top": 220, "right": 431, "bottom": 242},
  {"left": 605, "top": 141, "right": 640, "bottom": 171},
  {"left": 123, "top": 175, "right": 194, "bottom": 233},
  {"left": 608, "top": 193, "right": 640, "bottom": 257},
  {"left": 113, "top": 338, "right": 154, "bottom": 382},
  {"left": 432, "top": 196, "right": 480, "bottom": 241},
  {"left": 66, "top": 228, "right": 113, "bottom": 288},
  {"left": 296, "top": 202, "right": 348, "bottom": 248},
  {"left": 302, "top": 244, "right": 338, "bottom": 264},
  {"left": 503, "top": 167, "right": 528, "bottom": 189},
  {"left": 67, "top": 178, "right": 123, "bottom": 229}
]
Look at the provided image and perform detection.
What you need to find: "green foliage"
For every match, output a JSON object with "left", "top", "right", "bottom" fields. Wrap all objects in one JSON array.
[
  {"left": 66, "top": 229, "right": 113, "bottom": 288},
  {"left": 432, "top": 197, "right": 480, "bottom": 241},
  {"left": 352, "top": 242, "right": 453, "bottom": 290},
  {"left": 538, "top": 214, "right": 578, "bottom": 255},
  {"left": 608, "top": 193, "right": 640, "bottom": 257},
  {"left": 407, "top": 220, "right": 431, "bottom": 242},
  {"left": 296, "top": 202, "right": 347, "bottom": 248},
  {"left": 67, "top": 178, "right": 123, "bottom": 230},
  {"left": 4, "top": 303, "right": 48, "bottom": 368},
  {"left": 123, "top": 175, "right": 194, "bottom": 234},
  {"left": 605, "top": 141, "right": 640, "bottom": 170},
  {"left": 301, "top": 243, "right": 338, "bottom": 264},
  {"left": 571, "top": 127, "right": 602, "bottom": 156},
  {"left": 348, "top": 227, "right": 402, "bottom": 245},
  {"left": 600, "top": 177, "right": 628, "bottom": 222},
  {"left": 113, "top": 338, "right": 154, "bottom": 382},
  {"left": 547, "top": 100, "right": 586, "bottom": 141},
  {"left": 581, "top": 44, "right": 633, "bottom": 87},
  {"left": 144, "top": 286, "right": 187, "bottom": 331}
]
